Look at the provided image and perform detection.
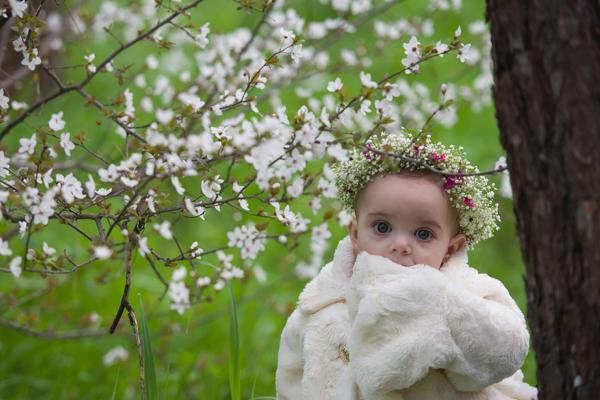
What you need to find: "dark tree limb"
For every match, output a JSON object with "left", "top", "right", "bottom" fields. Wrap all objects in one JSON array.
[{"left": 486, "top": 1, "right": 600, "bottom": 398}]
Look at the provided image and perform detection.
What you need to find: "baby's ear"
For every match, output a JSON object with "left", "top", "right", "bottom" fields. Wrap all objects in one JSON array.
[{"left": 442, "top": 233, "right": 466, "bottom": 265}]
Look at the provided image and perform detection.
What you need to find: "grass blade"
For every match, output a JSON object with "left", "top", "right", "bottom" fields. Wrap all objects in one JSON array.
[
  {"left": 139, "top": 294, "right": 158, "bottom": 400},
  {"left": 111, "top": 367, "right": 120, "bottom": 400},
  {"left": 227, "top": 281, "right": 241, "bottom": 400}
]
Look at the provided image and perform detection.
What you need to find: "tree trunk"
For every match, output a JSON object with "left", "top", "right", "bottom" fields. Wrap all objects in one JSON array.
[{"left": 485, "top": 1, "right": 600, "bottom": 399}]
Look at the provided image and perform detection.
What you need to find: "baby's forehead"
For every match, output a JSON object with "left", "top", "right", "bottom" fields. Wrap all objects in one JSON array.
[{"left": 355, "top": 173, "right": 457, "bottom": 225}]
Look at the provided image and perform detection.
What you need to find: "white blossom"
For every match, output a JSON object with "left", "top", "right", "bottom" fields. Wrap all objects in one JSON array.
[
  {"left": 55, "top": 173, "right": 86, "bottom": 203},
  {"left": 156, "top": 108, "right": 174, "bottom": 125},
  {"left": 22, "top": 48, "right": 41, "bottom": 71},
  {"left": 0, "top": 89, "right": 9, "bottom": 110},
  {"left": 184, "top": 197, "right": 205, "bottom": 218},
  {"left": 9, "top": 0, "right": 28, "bottom": 18},
  {"left": 214, "top": 279, "right": 225, "bottom": 291},
  {"left": 200, "top": 177, "right": 222, "bottom": 201},
  {"left": 84, "top": 53, "right": 96, "bottom": 73},
  {"left": 287, "top": 177, "right": 304, "bottom": 198},
  {"left": 403, "top": 36, "right": 420, "bottom": 55},
  {"left": 227, "top": 223, "right": 266, "bottom": 260},
  {"left": 332, "top": 0, "right": 350, "bottom": 12},
  {"left": 171, "top": 266, "right": 186, "bottom": 282},
  {"left": 154, "top": 221, "right": 173, "bottom": 240},
  {"left": 137, "top": 236, "right": 150, "bottom": 256},
  {"left": 276, "top": 106, "right": 289, "bottom": 125},
  {"left": 146, "top": 54, "right": 159, "bottom": 69},
  {"left": 0, "top": 151, "right": 10, "bottom": 177},
  {"left": 312, "top": 223, "right": 331, "bottom": 243},
  {"left": 94, "top": 245, "right": 112, "bottom": 259},
  {"left": 195, "top": 22, "right": 210, "bottom": 48},
  {"left": 18, "top": 221, "right": 27, "bottom": 238},
  {"left": 327, "top": 77, "right": 343, "bottom": 92},
  {"left": 18, "top": 133, "right": 36, "bottom": 155},
  {"left": 501, "top": 171, "right": 513, "bottom": 199},
  {"left": 253, "top": 265, "right": 267, "bottom": 283},
  {"left": 42, "top": 242, "right": 56, "bottom": 257},
  {"left": 13, "top": 37, "right": 26, "bottom": 52},
  {"left": 168, "top": 280, "right": 190, "bottom": 314},
  {"left": 434, "top": 40, "right": 449, "bottom": 56},
  {"left": 178, "top": 92, "right": 205, "bottom": 112},
  {"left": 9, "top": 256, "right": 22, "bottom": 278},
  {"left": 36, "top": 168, "right": 53, "bottom": 188},
  {"left": 102, "top": 346, "right": 129, "bottom": 366},
  {"left": 85, "top": 175, "right": 96, "bottom": 198},
  {"left": 290, "top": 44, "right": 303, "bottom": 63},
  {"left": 11, "top": 100, "right": 27, "bottom": 110},
  {"left": 238, "top": 198, "right": 249, "bottom": 211},
  {"left": 310, "top": 197, "right": 321, "bottom": 214},
  {"left": 98, "top": 164, "right": 119, "bottom": 182},
  {"left": 89, "top": 312, "right": 102, "bottom": 326},
  {"left": 0, "top": 238, "right": 12, "bottom": 256},
  {"left": 454, "top": 25, "right": 462, "bottom": 38},
  {"left": 49, "top": 111, "right": 66, "bottom": 131},
  {"left": 280, "top": 27, "right": 296, "bottom": 46},
  {"left": 190, "top": 241, "right": 204, "bottom": 258},
  {"left": 326, "top": 143, "right": 348, "bottom": 162},
  {"left": 96, "top": 187, "right": 112, "bottom": 196},
  {"left": 359, "top": 99, "right": 372, "bottom": 115},
  {"left": 457, "top": 43, "right": 474, "bottom": 63},
  {"left": 359, "top": 71, "right": 378, "bottom": 89},
  {"left": 401, "top": 52, "right": 420, "bottom": 73},
  {"left": 196, "top": 276, "right": 211, "bottom": 287},
  {"left": 338, "top": 209, "right": 353, "bottom": 225},
  {"left": 171, "top": 176, "right": 185, "bottom": 195},
  {"left": 60, "top": 132, "right": 75, "bottom": 156}
]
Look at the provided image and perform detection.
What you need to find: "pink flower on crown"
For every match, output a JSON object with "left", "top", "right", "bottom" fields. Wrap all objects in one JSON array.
[
  {"left": 443, "top": 176, "right": 458, "bottom": 190},
  {"left": 431, "top": 152, "right": 446, "bottom": 162},
  {"left": 463, "top": 196, "right": 475, "bottom": 209},
  {"left": 361, "top": 144, "right": 384, "bottom": 160}
]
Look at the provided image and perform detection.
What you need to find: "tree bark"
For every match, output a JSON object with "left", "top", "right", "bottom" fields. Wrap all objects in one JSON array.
[{"left": 486, "top": 1, "right": 600, "bottom": 399}]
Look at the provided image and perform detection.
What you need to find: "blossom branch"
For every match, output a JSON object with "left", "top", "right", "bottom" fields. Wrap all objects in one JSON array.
[{"left": 0, "top": 0, "right": 207, "bottom": 140}]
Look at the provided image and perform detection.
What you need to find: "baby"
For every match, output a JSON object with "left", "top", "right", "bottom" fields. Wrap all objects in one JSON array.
[{"left": 276, "top": 131, "right": 537, "bottom": 400}]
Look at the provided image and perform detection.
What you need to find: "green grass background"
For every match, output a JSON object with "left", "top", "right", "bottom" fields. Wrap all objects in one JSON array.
[{"left": 0, "top": 0, "right": 536, "bottom": 398}]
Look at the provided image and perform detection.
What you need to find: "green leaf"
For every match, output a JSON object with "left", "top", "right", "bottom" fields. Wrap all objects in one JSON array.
[
  {"left": 139, "top": 294, "right": 158, "bottom": 400},
  {"left": 227, "top": 282, "right": 241, "bottom": 400}
]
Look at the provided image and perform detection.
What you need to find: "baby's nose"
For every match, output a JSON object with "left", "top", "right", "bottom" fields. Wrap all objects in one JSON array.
[{"left": 390, "top": 235, "right": 411, "bottom": 254}]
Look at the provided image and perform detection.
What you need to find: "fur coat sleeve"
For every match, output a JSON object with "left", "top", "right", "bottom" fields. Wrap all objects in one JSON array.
[{"left": 346, "top": 250, "right": 530, "bottom": 398}]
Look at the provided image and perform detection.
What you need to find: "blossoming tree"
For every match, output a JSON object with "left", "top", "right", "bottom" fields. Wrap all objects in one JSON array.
[{"left": 0, "top": 0, "right": 510, "bottom": 397}]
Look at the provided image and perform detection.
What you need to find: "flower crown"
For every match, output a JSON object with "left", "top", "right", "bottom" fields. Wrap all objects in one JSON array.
[{"left": 333, "top": 130, "right": 500, "bottom": 247}]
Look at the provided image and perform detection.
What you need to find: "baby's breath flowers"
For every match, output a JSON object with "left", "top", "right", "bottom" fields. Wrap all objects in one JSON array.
[{"left": 334, "top": 130, "right": 501, "bottom": 247}]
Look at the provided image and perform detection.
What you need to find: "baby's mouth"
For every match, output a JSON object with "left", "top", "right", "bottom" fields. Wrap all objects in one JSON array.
[{"left": 389, "top": 257, "right": 413, "bottom": 267}]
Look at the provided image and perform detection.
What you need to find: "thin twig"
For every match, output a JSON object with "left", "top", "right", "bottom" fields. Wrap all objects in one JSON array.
[
  {"left": 124, "top": 303, "right": 146, "bottom": 400},
  {"left": 109, "top": 241, "right": 134, "bottom": 334},
  {"left": 0, "top": 317, "right": 106, "bottom": 339}
]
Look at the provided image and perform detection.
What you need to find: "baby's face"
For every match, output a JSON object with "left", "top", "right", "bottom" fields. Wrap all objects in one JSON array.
[{"left": 348, "top": 173, "right": 466, "bottom": 269}]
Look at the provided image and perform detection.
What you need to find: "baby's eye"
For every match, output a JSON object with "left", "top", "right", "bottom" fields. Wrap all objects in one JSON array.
[
  {"left": 414, "top": 228, "right": 433, "bottom": 241},
  {"left": 373, "top": 221, "right": 391, "bottom": 234}
]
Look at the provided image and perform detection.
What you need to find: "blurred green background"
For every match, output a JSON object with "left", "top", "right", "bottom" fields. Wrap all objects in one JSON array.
[{"left": 0, "top": 0, "right": 536, "bottom": 399}]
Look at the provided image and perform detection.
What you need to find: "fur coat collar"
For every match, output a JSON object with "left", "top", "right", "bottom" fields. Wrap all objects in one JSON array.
[{"left": 276, "top": 237, "right": 537, "bottom": 400}]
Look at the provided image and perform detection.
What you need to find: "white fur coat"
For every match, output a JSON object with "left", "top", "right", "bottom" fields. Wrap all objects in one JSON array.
[{"left": 276, "top": 236, "right": 537, "bottom": 400}]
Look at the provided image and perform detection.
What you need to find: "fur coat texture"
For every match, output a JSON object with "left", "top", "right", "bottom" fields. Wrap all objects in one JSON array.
[{"left": 276, "top": 236, "right": 537, "bottom": 400}]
